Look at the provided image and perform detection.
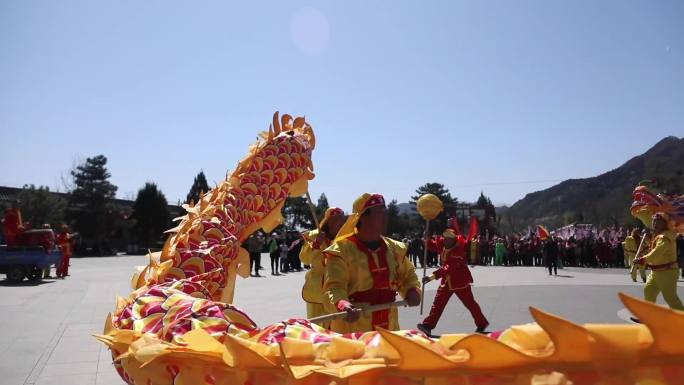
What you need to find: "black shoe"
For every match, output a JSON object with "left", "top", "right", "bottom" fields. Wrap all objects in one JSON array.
[
  {"left": 416, "top": 323, "right": 432, "bottom": 336},
  {"left": 630, "top": 317, "right": 641, "bottom": 324},
  {"left": 475, "top": 323, "right": 490, "bottom": 334}
]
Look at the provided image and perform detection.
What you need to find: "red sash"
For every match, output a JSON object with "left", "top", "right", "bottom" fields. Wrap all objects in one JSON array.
[{"left": 348, "top": 236, "right": 393, "bottom": 329}]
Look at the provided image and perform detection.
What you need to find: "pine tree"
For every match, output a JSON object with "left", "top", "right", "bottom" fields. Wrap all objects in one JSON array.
[
  {"left": 316, "top": 193, "right": 330, "bottom": 218},
  {"left": 283, "top": 196, "right": 314, "bottom": 230},
  {"left": 69, "top": 155, "right": 118, "bottom": 255},
  {"left": 186, "top": 171, "right": 210, "bottom": 204},
  {"left": 387, "top": 199, "right": 411, "bottom": 237},
  {"left": 132, "top": 182, "right": 170, "bottom": 249}
]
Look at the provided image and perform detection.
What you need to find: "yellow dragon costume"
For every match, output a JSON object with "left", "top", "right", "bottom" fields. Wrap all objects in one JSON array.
[{"left": 96, "top": 114, "right": 684, "bottom": 385}]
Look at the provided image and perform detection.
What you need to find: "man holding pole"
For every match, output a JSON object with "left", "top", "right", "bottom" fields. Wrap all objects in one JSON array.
[
  {"left": 417, "top": 228, "right": 489, "bottom": 335},
  {"left": 300, "top": 207, "right": 346, "bottom": 325},
  {"left": 633, "top": 212, "right": 684, "bottom": 311},
  {"left": 624, "top": 228, "right": 648, "bottom": 282},
  {"left": 323, "top": 193, "right": 421, "bottom": 333}
]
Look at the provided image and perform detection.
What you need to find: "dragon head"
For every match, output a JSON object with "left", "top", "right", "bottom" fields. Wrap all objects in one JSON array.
[
  {"left": 631, "top": 184, "right": 684, "bottom": 232},
  {"left": 630, "top": 185, "right": 663, "bottom": 225}
]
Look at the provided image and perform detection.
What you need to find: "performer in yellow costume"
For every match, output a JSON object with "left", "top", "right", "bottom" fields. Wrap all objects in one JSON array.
[
  {"left": 299, "top": 207, "right": 345, "bottom": 325},
  {"left": 323, "top": 193, "right": 421, "bottom": 333},
  {"left": 623, "top": 228, "right": 648, "bottom": 282},
  {"left": 634, "top": 212, "right": 684, "bottom": 311}
]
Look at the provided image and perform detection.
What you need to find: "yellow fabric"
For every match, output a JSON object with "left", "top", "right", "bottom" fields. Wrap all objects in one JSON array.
[
  {"left": 624, "top": 236, "right": 648, "bottom": 281},
  {"left": 631, "top": 262, "right": 648, "bottom": 282},
  {"left": 623, "top": 236, "right": 638, "bottom": 267},
  {"left": 323, "top": 236, "right": 420, "bottom": 333},
  {"left": 643, "top": 230, "right": 678, "bottom": 267},
  {"left": 644, "top": 269, "right": 684, "bottom": 310},
  {"left": 335, "top": 193, "right": 376, "bottom": 242},
  {"left": 317, "top": 207, "right": 342, "bottom": 232},
  {"left": 300, "top": 229, "right": 331, "bottom": 307},
  {"left": 470, "top": 239, "right": 478, "bottom": 265}
]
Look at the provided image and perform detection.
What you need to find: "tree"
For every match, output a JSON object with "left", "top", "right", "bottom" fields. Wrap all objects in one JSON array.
[
  {"left": 410, "top": 182, "right": 456, "bottom": 233},
  {"left": 316, "top": 193, "right": 330, "bottom": 218},
  {"left": 473, "top": 191, "right": 497, "bottom": 236},
  {"left": 69, "top": 155, "right": 118, "bottom": 256},
  {"left": 17, "top": 184, "right": 67, "bottom": 229},
  {"left": 132, "top": 182, "right": 170, "bottom": 249},
  {"left": 283, "top": 196, "right": 315, "bottom": 230},
  {"left": 186, "top": 171, "right": 210, "bottom": 204},
  {"left": 387, "top": 199, "right": 411, "bottom": 237}
]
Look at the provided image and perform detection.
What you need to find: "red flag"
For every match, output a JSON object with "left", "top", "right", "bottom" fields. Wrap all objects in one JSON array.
[
  {"left": 467, "top": 216, "right": 479, "bottom": 241},
  {"left": 537, "top": 225, "right": 550, "bottom": 240}
]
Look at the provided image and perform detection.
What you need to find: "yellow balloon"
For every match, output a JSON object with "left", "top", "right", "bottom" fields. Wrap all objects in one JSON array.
[{"left": 416, "top": 194, "right": 443, "bottom": 220}]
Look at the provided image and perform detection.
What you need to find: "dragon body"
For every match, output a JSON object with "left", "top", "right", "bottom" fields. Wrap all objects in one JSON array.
[
  {"left": 631, "top": 185, "right": 684, "bottom": 232},
  {"left": 97, "top": 114, "right": 684, "bottom": 385}
]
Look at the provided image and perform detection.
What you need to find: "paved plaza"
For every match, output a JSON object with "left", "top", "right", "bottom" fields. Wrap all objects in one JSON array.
[{"left": 1, "top": 255, "right": 682, "bottom": 385}]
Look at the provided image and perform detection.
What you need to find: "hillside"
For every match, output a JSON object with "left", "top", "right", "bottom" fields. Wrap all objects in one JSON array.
[{"left": 501, "top": 136, "right": 684, "bottom": 230}]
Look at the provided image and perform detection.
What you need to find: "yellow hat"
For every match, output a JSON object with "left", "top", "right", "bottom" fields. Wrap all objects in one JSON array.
[
  {"left": 442, "top": 229, "right": 457, "bottom": 239},
  {"left": 335, "top": 193, "right": 385, "bottom": 241},
  {"left": 319, "top": 207, "right": 344, "bottom": 230}
]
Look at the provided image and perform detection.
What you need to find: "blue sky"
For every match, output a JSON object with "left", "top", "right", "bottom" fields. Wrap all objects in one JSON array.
[{"left": 1, "top": 0, "right": 682, "bottom": 211}]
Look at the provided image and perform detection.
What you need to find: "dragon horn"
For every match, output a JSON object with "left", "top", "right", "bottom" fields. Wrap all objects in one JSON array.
[{"left": 272, "top": 111, "right": 281, "bottom": 134}]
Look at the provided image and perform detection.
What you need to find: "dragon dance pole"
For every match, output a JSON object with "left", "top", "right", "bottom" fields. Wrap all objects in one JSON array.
[
  {"left": 308, "top": 300, "right": 409, "bottom": 324},
  {"left": 305, "top": 191, "right": 321, "bottom": 229},
  {"left": 420, "top": 219, "right": 431, "bottom": 315},
  {"left": 415, "top": 194, "right": 443, "bottom": 316},
  {"left": 630, "top": 229, "right": 648, "bottom": 277}
]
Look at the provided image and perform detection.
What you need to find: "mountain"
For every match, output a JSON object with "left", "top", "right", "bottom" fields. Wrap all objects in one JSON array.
[
  {"left": 501, "top": 136, "right": 684, "bottom": 231},
  {"left": 397, "top": 202, "right": 417, "bottom": 216}
]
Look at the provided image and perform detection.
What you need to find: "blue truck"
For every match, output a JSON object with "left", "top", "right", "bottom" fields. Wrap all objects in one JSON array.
[{"left": 0, "top": 229, "right": 63, "bottom": 283}]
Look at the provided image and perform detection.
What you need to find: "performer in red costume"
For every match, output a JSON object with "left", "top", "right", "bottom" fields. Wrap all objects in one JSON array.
[
  {"left": 418, "top": 228, "right": 489, "bottom": 335},
  {"left": 56, "top": 224, "right": 76, "bottom": 279},
  {"left": 2, "top": 200, "right": 24, "bottom": 248}
]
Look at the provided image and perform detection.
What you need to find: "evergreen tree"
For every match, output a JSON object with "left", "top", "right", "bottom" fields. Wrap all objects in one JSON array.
[
  {"left": 283, "top": 196, "right": 315, "bottom": 230},
  {"left": 186, "top": 171, "right": 210, "bottom": 204},
  {"left": 69, "top": 155, "right": 118, "bottom": 255},
  {"left": 387, "top": 199, "right": 411, "bottom": 237},
  {"left": 17, "top": 184, "right": 67, "bottom": 229},
  {"left": 316, "top": 193, "right": 330, "bottom": 218},
  {"left": 410, "top": 182, "right": 456, "bottom": 233},
  {"left": 132, "top": 182, "right": 170, "bottom": 249}
]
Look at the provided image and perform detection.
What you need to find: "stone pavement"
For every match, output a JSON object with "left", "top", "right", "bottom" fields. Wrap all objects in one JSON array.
[{"left": 1, "top": 255, "right": 682, "bottom": 385}]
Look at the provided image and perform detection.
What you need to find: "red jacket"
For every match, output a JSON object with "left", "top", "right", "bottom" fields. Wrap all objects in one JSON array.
[{"left": 428, "top": 235, "right": 473, "bottom": 290}]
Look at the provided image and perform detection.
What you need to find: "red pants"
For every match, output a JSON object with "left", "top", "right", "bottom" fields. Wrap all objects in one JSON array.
[
  {"left": 57, "top": 254, "right": 71, "bottom": 277},
  {"left": 4, "top": 233, "right": 19, "bottom": 248},
  {"left": 423, "top": 285, "right": 488, "bottom": 329}
]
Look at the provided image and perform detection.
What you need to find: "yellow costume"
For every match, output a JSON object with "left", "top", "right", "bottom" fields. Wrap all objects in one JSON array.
[
  {"left": 324, "top": 235, "right": 420, "bottom": 332},
  {"left": 642, "top": 229, "right": 683, "bottom": 310},
  {"left": 469, "top": 238, "right": 478, "bottom": 265},
  {"left": 323, "top": 193, "right": 421, "bottom": 333},
  {"left": 624, "top": 235, "right": 648, "bottom": 282},
  {"left": 299, "top": 207, "right": 345, "bottom": 326}
]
